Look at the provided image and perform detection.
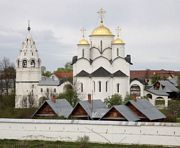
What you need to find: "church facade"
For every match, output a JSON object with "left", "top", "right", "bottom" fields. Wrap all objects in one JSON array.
[{"left": 72, "top": 9, "right": 132, "bottom": 101}]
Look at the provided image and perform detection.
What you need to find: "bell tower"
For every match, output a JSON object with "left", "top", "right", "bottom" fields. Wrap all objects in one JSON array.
[{"left": 15, "top": 21, "right": 41, "bottom": 108}]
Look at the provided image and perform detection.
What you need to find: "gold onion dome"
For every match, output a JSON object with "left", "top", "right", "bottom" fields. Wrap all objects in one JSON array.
[
  {"left": 91, "top": 23, "right": 113, "bottom": 36},
  {"left": 112, "top": 38, "right": 125, "bottom": 45},
  {"left": 78, "top": 38, "right": 89, "bottom": 45}
]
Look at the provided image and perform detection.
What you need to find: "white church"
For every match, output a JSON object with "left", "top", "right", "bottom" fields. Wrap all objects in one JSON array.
[
  {"left": 72, "top": 8, "right": 132, "bottom": 101},
  {"left": 15, "top": 23, "right": 69, "bottom": 108}
]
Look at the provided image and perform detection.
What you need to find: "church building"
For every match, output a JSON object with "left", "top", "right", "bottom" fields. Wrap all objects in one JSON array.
[
  {"left": 72, "top": 9, "right": 132, "bottom": 101},
  {"left": 15, "top": 22, "right": 69, "bottom": 108}
]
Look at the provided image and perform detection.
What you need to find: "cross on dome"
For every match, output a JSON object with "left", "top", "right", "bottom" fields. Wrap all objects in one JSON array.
[
  {"left": 116, "top": 26, "right": 121, "bottom": 38},
  {"left": 27, "top": 20, "right": 31, "bottom": 31},
  {"left": 80, "top": 27, "right": 86, "bottom": 38},
  {"left": 97, "top": 8, "right": 106, "bottom": 23}
]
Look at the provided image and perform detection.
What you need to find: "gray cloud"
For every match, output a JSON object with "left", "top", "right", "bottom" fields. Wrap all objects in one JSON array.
[{"left": 0, "top": 0, "right": 179, "bottom": 71}]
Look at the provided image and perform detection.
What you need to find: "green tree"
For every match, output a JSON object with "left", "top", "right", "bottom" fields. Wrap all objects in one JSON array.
[
  {"left": 104, "top": 94, "right": 122, "bottom": 108},
  {"left": 151, "top": 74, "right": 161, "bottom": 84},
  {"left": 42, "top": 71, "right": 52, "bottom": 77},
  {"left": 58, "top": 84, "right": 79, "bottom": 107},
  {"left": 123, "top": 94, "right": 132, "bottom": 104}
]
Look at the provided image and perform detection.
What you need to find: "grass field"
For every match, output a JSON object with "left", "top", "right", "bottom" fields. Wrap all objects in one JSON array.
[{"left": 0, "top": 139, "right": 165, "bottom": 148}]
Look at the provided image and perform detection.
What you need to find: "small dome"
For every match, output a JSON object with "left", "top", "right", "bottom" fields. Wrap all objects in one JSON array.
[
  {"left": 91, "top": 23, "right": 113, "bottom": 36},
  {"left": 112, "top": 38, "right": 125, "bottom": 45},
  {"left": 78, "top": 38, "right": 89, "bottom": 45}
]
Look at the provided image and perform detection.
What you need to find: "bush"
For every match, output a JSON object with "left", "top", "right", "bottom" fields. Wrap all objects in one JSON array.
[{"left": 77, "top": 135, "right": 90, "bottom": 148}]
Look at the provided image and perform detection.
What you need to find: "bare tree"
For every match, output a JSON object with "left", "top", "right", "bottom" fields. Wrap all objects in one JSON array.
[{"left": 0, "top": 57, "right": 15, "bottom": 96}]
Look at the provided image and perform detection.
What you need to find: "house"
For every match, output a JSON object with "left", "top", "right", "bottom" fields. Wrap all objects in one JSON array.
[
  {"left": 126, "top": 99, "right": 166, "bottom": 121},
  {"left": 101, "top": 105, "right": 140, "bottom": 121},
  {"left": 33, "top": 99, "right": 73, "bottom": 118},
  {"left": 69, "top": 99, "right": 108, "bottom": 120}
]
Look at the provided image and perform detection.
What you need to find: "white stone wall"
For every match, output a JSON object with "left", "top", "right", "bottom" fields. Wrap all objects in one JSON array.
[{"left": 0, "top": 119, "right": 179, "bottom": 146}]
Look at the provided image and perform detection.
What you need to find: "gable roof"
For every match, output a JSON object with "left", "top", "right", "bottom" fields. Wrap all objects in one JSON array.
[
  {"left": 113, "top": 70, "right": 127, "bottom": 77},
  {"left": 33, "top": 99, "right": 73, "bottom": 118},
  {"left": 91, "top": 67, "right": 112, "bottom": 77},
  {"left": 127, "top": 99, "right": 166, "bottom": 121},
  {"left": 70, "top": 99, "right": 107, "bottom": 119},
  {"left": 76, "top": 70, "right": 90, "bottom": 77},
  {"left": 39, "top": 77, "right": 59, "bottom": 86}
]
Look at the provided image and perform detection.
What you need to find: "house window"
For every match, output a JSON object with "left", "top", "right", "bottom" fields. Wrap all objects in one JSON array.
[
  {"left": 81, "top": 83, "right": 83, "bottom": 92},
  {"left": 54, "top": 88, "right": 56, "bottom": 93},
  {"left": 99, "top": 81, "right": 101, "bottom": 92},
  {"left": 117, "top": 83, "right": 120, "bottom": 93},
  {"left": 41, "top": 88, "right": 43, "bottom": 92},
  {"left": 47, "top": 88, "right": 49, "bottom": 93},
  {"left": 106, "top": 81, "right": 108, "bottom": 92},
  {"left": 82, "top": 49, "right": 85, "bottom": 58},
  {"left": 117, "top": 48, "right": 119, "bottom": 56}
]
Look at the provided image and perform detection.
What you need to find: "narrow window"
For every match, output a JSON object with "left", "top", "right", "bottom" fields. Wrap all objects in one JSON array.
[
  {"left": 100, "top": 40, "right": 103, "bottom": 52},
  {"left": 41, "top": 88, "right": 43, "bottom": 92},
  {"left": 31, "top": 60, "right": 35, "bottom": 67},
  {"left": 117, "top": 48, "right": 119, "bottom": 56},
  {"left": 99, "top": 81, "right": 101, "bottom": 92},
  {"left": 54, "top": 88, "right": 56, "bottom": 93},
  {"left": 117, "top": 83, "right": 120, "bottom": 93},
  {"left": 47, "top": 88, "right": 49, "bottom": 93},
  {"left": 81, "top": 83, "right": 83, "bottom": 92},
  {"left": 82, "top": 49, "right": 85, "bottom": 58},
  {"left": 17, "top": 59, "right": 20, "bottom": 68},
  {"left": 106, "top": 81, "right": 108, "bottom": 92},
  {"left": 93, "top": 81, "right": 95, "bottom": 92}
]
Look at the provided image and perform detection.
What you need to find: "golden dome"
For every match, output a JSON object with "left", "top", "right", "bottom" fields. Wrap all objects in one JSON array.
[
  {"left": 91, "top": 23, "right": 113, "bottom": 36},
  {"left": 78, "top": 38, "right": 89, "bottom": 45},
  {"left": 112, "top": 38, "right": 125, "bottom": 45}
]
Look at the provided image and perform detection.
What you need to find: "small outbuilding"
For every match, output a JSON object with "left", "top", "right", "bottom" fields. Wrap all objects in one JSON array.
[
  {"left": 33, "top": 99, "right": 73, "bottom": 118},
  {"left": 101, "top": 105, "right": 140, "bottom": 121},
  {"left": 126, "top": 99, "right": 166, "bottom": 121}
]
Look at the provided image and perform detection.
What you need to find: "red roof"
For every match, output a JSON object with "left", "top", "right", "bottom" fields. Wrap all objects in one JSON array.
[
  {"left": 54, "top": 71, "right": 73, "bottom": 79},
  {"left": 130, "top": 70, "right": 178, "bottom": 79}
]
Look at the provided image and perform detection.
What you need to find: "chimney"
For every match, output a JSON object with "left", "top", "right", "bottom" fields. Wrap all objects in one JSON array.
[
  {"left": 88, "top": 94, "right": 92, "bottom": 104},
  {"left": 51, "top": 95, "right": 56, "bottom": 103}
]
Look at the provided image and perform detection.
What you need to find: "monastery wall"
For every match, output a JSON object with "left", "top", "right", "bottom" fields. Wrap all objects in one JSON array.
[{"left": 0, "top": 119, "right": 180, "bottom": 146}]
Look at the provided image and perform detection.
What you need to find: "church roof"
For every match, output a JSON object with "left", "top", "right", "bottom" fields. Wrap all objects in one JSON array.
[
  {"left": 91, "top": 67, "right": 112, "bottom": 77},
  {"left": 113, "top": 70, "right": 127, "bottom": 77},
  {"left": 76, "top": 70, "right": 90, "bottom": 77}
]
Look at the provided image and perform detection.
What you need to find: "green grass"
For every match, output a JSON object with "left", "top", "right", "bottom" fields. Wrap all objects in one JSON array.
[{"left": 0, "top": 139, "right": 164, "bottom": 148}]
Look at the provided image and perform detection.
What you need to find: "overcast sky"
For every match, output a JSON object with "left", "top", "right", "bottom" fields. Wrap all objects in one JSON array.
[{"left": 0, "top": 0, "right": 180, "bottom": 71}]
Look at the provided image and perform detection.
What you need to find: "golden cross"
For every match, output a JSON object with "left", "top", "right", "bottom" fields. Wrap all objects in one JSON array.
[
  {"left": 116, "top": 26, "right": 121, "bottom": 37},
  {"left": 97, "top": 8, "right": 106, "bottom": 23},
  {"left": 80, "top": 27, "right": 86, "bottom": 38}
]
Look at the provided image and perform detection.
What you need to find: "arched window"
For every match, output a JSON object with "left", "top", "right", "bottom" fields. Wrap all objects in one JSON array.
[
  {"left": 117, "top": 48, "right": 119, "bottom": 56},
  {"left": 30, "top": 60, "right": 35, "bottom": 67},
  {"left": 81, "top": 83, "right": 83, "bottom": 92},
  {"left": 117, "top": 83, "right": 120, "bottom": 93},
  {"left": 93, "top": 81, "right": 95, "bottom": 92},
  {"left": 106, "top": 81, "right": 108, "bottom": 92},
  {"left": 130, "top": 85, "right": 141, "bottom": 97},
  {"left": 40, "top": 88, "right": 43, "bottom": 93},
  {"left": 22, "top": 60, "right": 27, "bottom": 68},
  {"left": 82, "top": 49, "right": 85, "bottom": 58},
  {"left": 99, "top": 81, "right": 101, "bottom": 92}
]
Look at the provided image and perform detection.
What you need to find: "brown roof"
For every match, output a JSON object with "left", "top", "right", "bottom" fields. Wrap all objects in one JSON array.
[
  {"left": 54, "top": 71, "right": 73, "bottom": 79},
  {"left": 130, "top": 69, "right": 178, "bottom": 79}
]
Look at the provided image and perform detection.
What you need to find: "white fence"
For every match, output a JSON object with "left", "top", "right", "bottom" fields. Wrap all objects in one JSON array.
[{"left": 0, "top": 118, "right": 180, "bottom": 146}]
